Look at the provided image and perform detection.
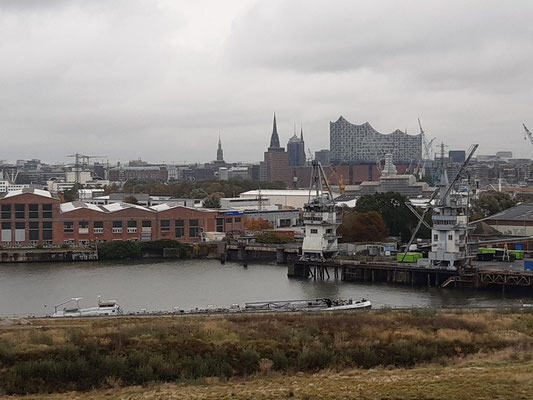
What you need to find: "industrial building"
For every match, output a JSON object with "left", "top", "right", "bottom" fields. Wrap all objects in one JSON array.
[
  {"left": 483, "top": 202, "right": 533, "bottom": 237},
  {"left": 239, "top": 189, "right": 337, "bottom": 210},
  {"left": 344, "top": 155, "right": 435, "bottom": 198},
  {"left": 0, "top": 189, "right": 244, "bottom": 247}
]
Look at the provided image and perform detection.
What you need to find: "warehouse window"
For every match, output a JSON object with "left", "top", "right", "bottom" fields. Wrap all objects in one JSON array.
[
  {"left": 175, "top": 220, "right": 184, "bottom": 237},
  {"left": 93, "top": 221, "right": 104, "bottom": 234},
  {"left": 1, "top": 205, "right": 11, "bottom": 219},
  {"left": 15, "top": 204, "right": 25, "bottom": 219},
  {"left": 160, "top": 220, "right": 170, "bottom": 232},
  {"left": 42, "top": 222, "right": 53, "bottom": 241},
  {"left": 64, "top": 222, "right": 74, "bottom": 233},
  {"left": 279, "top": 219, "right": 291, "bottom": 227},
  {"left": 29, "top": 204, "right": 39, "bottom": 219},
  {"left": 216, "top": 218, "right": 224, "bottom": 233},
  {"left": 189, "top": 219, "right": 199, "bottom": 237},
  {"left": 29, "top": 222, "right": 39, "bottom": 241},
  {"left": 42, "top": 205, "right": 52, "bottom": 219}
]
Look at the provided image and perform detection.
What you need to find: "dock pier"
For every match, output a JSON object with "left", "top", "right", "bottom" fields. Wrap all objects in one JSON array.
[{"left": 288, "top": 259, "right": 533, "bottom": 291}]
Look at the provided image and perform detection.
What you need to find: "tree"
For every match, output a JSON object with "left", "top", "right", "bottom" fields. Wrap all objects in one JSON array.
[
  {"left": 245, "top": 218, "right": 273, "bottom": 231},
  {"left": 62, "top": 183, "right": 81, "bottom": 203},
  {"left": 203, "top": 196, "right": 221, "bottom": 208},
  {"left": 354, "top": 192, "right": 429, "bottom": 241},
  {"left": 471, "top": 192, "right": 517, "bottom": 220},
  {"left": 338, "top": 211, "right": 388, "bottom": 242},
  {"left": 123, "top": 196, "right": 138, "bottom": 205},
  {"left": 189, "top": 188, "right": 208, "bottom": 199}
]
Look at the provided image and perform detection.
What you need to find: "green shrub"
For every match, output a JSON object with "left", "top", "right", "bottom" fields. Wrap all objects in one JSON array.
[
  {"left": 255, "top": 233, "right": 295, "bottom": 244},
  {"left": 29, "top": 331, "right": 53, "bottom": 346},
  {"left": 236, "top": 349, "right": 260, "bottom": 375},
  {"left": 98, "top": 241, "right": 142, "bottom": 260},
  {"left": 297, "top": 348, "right": 333, "bottom": 371},
  {"left": 271, "top": 350, "right": 289, "bottom": 371}
]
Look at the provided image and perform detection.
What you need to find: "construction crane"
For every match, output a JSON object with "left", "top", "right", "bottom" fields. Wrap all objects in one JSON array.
[
  {"left": 414, "top": 118, "right": 436, "bottom": 179},
  {"left": 418, "top": 118, "right": 435, "bottom": 160},
  {"left": 307, "top": 148, "right": 314, "bottom": 163},
  {"left": 330, "top": 165, "right": 346, "bottom": 195}
]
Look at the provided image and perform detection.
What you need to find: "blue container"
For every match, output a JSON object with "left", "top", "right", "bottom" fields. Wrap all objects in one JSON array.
[
  {"left": 524, "top": 260, "right": 533, "bottom": 271},
  {"left": 516, "top": 243, "right": 523, "bottom": 250}
]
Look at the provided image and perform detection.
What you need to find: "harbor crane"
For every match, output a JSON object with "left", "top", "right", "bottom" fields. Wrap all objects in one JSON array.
[{"left": 402, "top": 143, "right": 479, "bottom": 267}]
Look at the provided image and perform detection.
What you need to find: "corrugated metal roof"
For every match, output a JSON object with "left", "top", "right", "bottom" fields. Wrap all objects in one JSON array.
[{"left": 485, "top": 203, "right": 533, "bottom": 222}]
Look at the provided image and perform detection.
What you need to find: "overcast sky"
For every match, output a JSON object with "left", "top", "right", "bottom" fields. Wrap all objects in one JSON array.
[{"left": 1, "top": 0, "right": 533, "bottom": 165}]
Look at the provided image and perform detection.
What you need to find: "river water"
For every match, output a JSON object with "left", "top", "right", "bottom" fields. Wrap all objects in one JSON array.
[{"left": 0, "top": 259, "right": 531, "bottom": 317}]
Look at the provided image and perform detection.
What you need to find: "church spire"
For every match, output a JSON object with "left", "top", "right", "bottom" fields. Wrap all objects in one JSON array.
[
  {"left": 216, "top": 133, "right": 224, "bottom": 162},
  {"left": 268, "top": 113, "right": 282, "bottom": 151}
]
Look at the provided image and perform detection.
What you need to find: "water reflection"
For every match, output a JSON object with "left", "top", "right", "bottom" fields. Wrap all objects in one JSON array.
[{"left": 0, "top": 259, "right": 531, "bottom": 317}]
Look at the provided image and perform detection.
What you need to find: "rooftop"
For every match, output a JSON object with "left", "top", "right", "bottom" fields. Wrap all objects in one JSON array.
[
  {"left": 485, "top": 202, "right": 533, "bottom": 222},
  {"left": 240, "top": 189, "right": 335, "bottom": 197},
  {"left": 1, "top": 188, "right": 54, "bottom": 199}
]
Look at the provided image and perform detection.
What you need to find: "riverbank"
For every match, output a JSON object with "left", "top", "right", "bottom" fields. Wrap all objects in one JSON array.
[
  {"left": 0, "top": 309, "right": 532, "bottom": 397},
  {"left": 9, "top": 362, "right": 532, "bottom": 400}
]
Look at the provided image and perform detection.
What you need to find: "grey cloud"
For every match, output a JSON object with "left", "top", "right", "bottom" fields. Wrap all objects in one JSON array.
[
  {"left": 227, "top": 1, "right": 533, "bottom": 89},
  {"left": 0, "top": 0, "right": 532, "bottom": 164}
]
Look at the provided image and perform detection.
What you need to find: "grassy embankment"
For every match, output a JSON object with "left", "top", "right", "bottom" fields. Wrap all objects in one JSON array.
[{"left": 0, "top": 310, "right": 532, "bottom": 398}]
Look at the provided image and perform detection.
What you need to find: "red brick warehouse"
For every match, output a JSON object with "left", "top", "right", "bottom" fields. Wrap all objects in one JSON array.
[{"left": 0, "top": 189, "right": 244, "bottom": 247}]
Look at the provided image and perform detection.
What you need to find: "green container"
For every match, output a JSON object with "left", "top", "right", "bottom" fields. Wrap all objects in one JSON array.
[
  {"left": 509, "top": 250, "right": 524, "bottom": 260},
  {"left": 397, "top": 252, "right": 422, "bottom": 263},
  {"left": 478, "top": 248, "right": 497, "bottom": 254}
]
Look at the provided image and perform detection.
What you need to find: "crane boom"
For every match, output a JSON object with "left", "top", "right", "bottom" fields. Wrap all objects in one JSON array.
[
  {"left": 523, "top": 124, "right": 533, "bottom": 149},
  {"left": 442, "top": 144, "right": 478, "bottom": 201}
]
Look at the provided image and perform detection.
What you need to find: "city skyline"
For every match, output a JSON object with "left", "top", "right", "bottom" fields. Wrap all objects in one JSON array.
[{"left": 1, "top": 1, "right": 533, "bottom": 163}]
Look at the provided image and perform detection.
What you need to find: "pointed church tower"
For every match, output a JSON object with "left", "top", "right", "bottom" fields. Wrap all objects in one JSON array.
[
  {"left": 216, "top": 134, "right": 224, "bottom": 163},
  {"left": 268, "top": 113, "right": 283, "bottom": 151}
]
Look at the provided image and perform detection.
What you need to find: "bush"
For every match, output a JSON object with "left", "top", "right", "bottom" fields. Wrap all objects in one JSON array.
[
  {"left": 255, "top": 233, "right": 295, "bottom": 244},
  {"left": 236, "top": 349, "right": 260, "bottom": 375},
  {"left": 297, "top": 348, "right": 333, "bottom": 371},
  {"left": 271, "top": 350, "right": 289, "bottom": 371},
  {"left": 98, "top": 241, "right": 142, "bottom": 260},
  {"left": 97, "top": 240, "right": 194, "bottom": 260}
]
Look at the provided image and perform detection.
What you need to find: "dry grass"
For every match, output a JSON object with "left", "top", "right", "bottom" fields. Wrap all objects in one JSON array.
[
  {"left": 6, "top": 362, "right": 533, "bottom": 400},
  {"left": 0, "top": 310, "right": 532, "bottom": 397}
]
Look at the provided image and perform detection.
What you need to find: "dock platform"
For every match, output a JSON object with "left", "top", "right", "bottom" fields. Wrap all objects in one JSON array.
[{"left": 288, "top": 259, "right": 533, "bottom": 291}]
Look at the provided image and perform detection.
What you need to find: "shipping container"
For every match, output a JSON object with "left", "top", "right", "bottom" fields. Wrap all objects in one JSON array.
[{"left": 397, "top": 252, "right": 422, "bottom": 263}]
